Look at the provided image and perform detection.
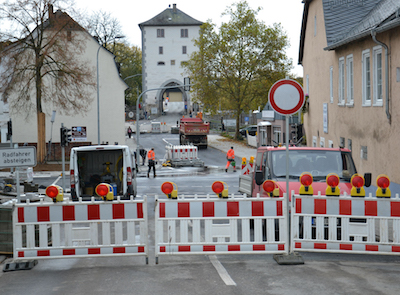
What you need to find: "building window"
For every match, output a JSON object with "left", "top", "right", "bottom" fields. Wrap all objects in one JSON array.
[
  {"left": 171, "top": 60, "right": 175, "bottom": 66},
  {"left": 362, "top": 49, "right": 371, "bottom": 106},
  {"left": 181, "top": 29, "right": 188, "bottom": 38},
  {"left": 67, "top": 30, "right": 72, "bottom": 41},
  {"left": 157, "top": 29, "right": 164, "bottom": 38},
  {"left": 330, "top": 66, "right": 333, "bottom": 103},
  {"left": 306, "top": 74, "right": 309, "bottom": 95},
  {"left": 159, "top": 46, "right": 163, "bottom": 54},
  {"left": 338, "top": 57, "right": 345, "bottom": 105},
  {"left": 346, "top": 54, "right": 353, "bottom": 105},
  {"left": 314, "top": 15, "right": 317, "bottom": 36},
  {"left": 157, "top": 62, "right": 165, "bottom": 66},
  {"left": 373, "top": 46, "right": 383, "bottom": 106},
  {"left": 182, "top": 46, "right": 187, "bottom": 54}
]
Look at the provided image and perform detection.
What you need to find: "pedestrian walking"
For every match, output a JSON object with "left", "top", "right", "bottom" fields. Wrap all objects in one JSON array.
[
  {"left": 147, "top": 148, "right": 156, "bottom": 178},
  {"left": 127, "top": 126, "right": 132, "bottom": 138},
  {"left": 225, "top": 146, "right": 236, "bottom": 172},
  {"left": 140, "top": 148, "right": 147, "bottom": 166}
]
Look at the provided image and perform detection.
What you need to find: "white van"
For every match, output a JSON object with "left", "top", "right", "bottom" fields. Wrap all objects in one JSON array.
[{"left": 70, "top": 145, "right": 136, "bottom": 201}]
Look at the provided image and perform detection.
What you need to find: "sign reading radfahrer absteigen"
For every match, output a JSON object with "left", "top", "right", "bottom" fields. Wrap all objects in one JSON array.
[{"left": 0, "top": 147, "right": 37, "bottom": 168}]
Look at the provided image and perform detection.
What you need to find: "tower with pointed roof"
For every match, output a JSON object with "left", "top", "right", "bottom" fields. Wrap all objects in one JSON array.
[{"left": 139, "top": 4, "right": 203, "bottom": 115}]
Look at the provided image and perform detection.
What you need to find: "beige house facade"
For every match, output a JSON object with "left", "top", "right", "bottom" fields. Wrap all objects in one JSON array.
[{"left": 299, "top": 0, "right": 400, "bottom": 184}]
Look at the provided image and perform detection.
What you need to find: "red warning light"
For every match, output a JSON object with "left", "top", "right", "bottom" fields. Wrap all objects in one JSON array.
[
  {"left": 326, "top": 174, "right": 340, "bottom": 187},
  {"left": 351, "top": 175, "right": 364, "bottom": 188},
  {"left": 262, "top": 180, "right": 276, "bottom": 193},
  {"left": 300, "top": 173, "right": 313, "bottom": 186},
  {"left": 45, "top": 186, "right": 59, "bottom": 199},
  {"left": 377, "top": 175, "right": 390, "bottom": 189},
  {"left": 212, "top": 181, "right": 224, "bottom": 194},
  {"left": 96, "top": 184, "right": 109, "bottom": 197},
  {"left": 161, "top": 182, "right": 174, "bottom": 195}
]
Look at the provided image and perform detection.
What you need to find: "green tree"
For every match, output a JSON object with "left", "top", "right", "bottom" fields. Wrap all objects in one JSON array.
[
  {"left": 184, "top": 1, "right": 292, "bottom": 138},
  {"left": 0, "top": 0, "right": 95, "bottom": 163}
]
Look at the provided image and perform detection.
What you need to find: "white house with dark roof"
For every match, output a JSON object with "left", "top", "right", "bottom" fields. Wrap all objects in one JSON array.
[
  {"left": 0, "top": 6, "right": 127, "bottom": 152},
  {"left": 139, "top": 4, "right": 203, "bottom": 115},
  {"left": 299, "top": 0, "right": 400, "bottom": 184}
]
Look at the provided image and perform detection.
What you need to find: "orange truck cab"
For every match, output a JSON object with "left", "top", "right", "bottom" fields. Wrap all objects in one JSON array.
[{"left": 239, "top": 146, "right": 371, "bottom": 198}]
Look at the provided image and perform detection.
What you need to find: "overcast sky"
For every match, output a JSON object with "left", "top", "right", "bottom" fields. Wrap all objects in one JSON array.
[{"left": 76, "top": 0, "right": 304, "bottom": 77}]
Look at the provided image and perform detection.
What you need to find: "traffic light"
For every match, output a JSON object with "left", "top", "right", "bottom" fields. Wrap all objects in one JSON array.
[
  {"left": 291, "top": 124, "right": 297, "bottom": 142},
  {"left": 60, "top": 127, "right": 72, "bottom": 147},
  {"left": 7, "top": 119, "right": 12, "bottom": 140},
  {"left": 297, "top": 124, "right": 303, "bottom": 140}
]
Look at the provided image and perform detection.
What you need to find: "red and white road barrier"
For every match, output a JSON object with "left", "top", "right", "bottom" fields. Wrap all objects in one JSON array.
[
  {"left": 166, "top": 145, "right": 198, "bottom": 160},
  {"left": 154, "top": 194, "right": 287, "bottom": 263},
  {"left": 292, "top": 194, "right": 400, "bottom": 255},
  {"left": 12, "top": 197, "right": 149, "bottom": 263}
]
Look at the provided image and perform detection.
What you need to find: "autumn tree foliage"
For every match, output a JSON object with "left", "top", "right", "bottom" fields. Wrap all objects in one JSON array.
[
  {"left": 0, "top": 0, "right": 95, "bottom": 162},
  {"left": 184, "top": 1, "right": 292, "bottom": 138}
]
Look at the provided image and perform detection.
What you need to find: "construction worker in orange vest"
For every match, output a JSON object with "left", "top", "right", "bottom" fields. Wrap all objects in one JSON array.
[
  {"left": 225, "top": 146, "right": 236, "bottom": 172},
  {"left": 147, "top": 148, "right": 156, "bottom": 178}
]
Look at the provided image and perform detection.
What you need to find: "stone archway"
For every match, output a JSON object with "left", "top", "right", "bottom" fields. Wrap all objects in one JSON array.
[{"left": 156, "top": 79, "right": 188, "bottom": 114}]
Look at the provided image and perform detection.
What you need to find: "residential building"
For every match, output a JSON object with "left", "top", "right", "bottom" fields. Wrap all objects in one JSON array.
[
  {"left": 299, "top": 0, "right": 400, "bottom": 183},
  {"left": 0, "top": 6, "right": 127, "bottom": 157},
  {"left": 139, "top": 4, "right": 203, "bottom": 115}
]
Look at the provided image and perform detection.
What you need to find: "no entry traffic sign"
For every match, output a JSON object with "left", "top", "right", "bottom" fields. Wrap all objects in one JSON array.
[{"left": 268, "top": 79, "right": 305, "bottom": 115}]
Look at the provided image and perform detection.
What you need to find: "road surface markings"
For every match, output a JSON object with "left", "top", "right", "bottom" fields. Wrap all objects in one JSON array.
[{"left": 208, "top": 255, "right": 237, "bottom": 286}]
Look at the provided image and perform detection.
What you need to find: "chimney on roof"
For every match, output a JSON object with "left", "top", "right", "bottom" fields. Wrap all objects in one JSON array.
[
  {"left": 48, "top": 4, "right": 54, "bottom": 19},
  {"left": 173, "top": 4, "right": 177, "bottom": 13}
]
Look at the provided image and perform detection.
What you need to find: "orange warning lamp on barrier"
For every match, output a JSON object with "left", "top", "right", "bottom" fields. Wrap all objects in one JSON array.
[
  {"left": 46, "top": 185, "right": 64, "bottom": 202},
  {"left": 95, "top": 183, "right": 114, "bottom": 201},
  {"left": 212, "top": 181, "right": 228, "bottom": 198},
  {"left": 299, "top": 172, "right": 314, "bottom": 195},
  {"left": 350, "top": 174, "right": 365, "bottom": 197},
  {"left": 262, "top": 180, "right": 280, "bottom": 197},
  {"left": 161, "top": 181, "right": 178, "bottom": 199},
  {"left": 326, "top": 173, "right": 340, "bottom": 196},
  {"left": 241, "top": 157, "right": 247, "bottom": 167},
  {"left": 376, "top": 174, "right": 391, "bottom": 198}
]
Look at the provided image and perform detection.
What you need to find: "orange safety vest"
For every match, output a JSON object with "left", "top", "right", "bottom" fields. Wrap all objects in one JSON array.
[
  {"left": 148, "top": 150, "right": 155, "bottom": 160},
  {"left": 226, "top": 149, "right": 235, "bottom": 159}
]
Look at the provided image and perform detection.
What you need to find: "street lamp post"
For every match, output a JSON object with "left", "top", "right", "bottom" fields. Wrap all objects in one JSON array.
[
  {"left": 135, "top": 84, "right": 192, "bottom": 168},
  {"left": 124, "top": 74, "right": 142, "bottom": 166},
  {"left": 96, "top": 36, "right": 124, "bottom": 145}
]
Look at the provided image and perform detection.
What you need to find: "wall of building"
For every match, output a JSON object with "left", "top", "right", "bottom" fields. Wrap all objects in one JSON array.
[{"left": 302, "top": 0, "right": 400, "bottom": 183}]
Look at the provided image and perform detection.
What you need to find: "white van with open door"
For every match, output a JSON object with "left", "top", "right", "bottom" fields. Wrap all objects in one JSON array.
[{"left": 70, "top": 145, "right": 136, "bottom": 201}]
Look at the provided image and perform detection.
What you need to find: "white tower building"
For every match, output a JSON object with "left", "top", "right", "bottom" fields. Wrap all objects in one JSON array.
[{"left": 139, "top": 4, "right": 203, "bottom": 115}]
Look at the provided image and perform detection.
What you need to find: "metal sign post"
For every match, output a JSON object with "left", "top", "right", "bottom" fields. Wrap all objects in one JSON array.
[{"left": 268, "top": 79, "right": 305, "bottom": 264}]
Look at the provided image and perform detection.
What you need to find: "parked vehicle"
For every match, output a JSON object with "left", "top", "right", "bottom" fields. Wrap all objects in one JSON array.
[
  {"left": 179, "top": 117, "right": 210, "bottom": 148},
  {"left": 239, "top": 125, "right": 257, "bottom": 137},
  {"left": 70, "top": 145, "right": 136, "bottom": 201},
  {"left": 239, "top": 146, "right": 371, "bottom": 198}
]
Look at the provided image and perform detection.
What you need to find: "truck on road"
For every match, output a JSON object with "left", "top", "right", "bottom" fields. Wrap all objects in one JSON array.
[
  {"left": 239, "top": 146, "right": 371, "bottom": 198},
  {"left": 179, "top": 117, "right": 210, "bottom": 148},
  {"left": 70, "top": 145, "right": 136, "bottom": 201}
]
